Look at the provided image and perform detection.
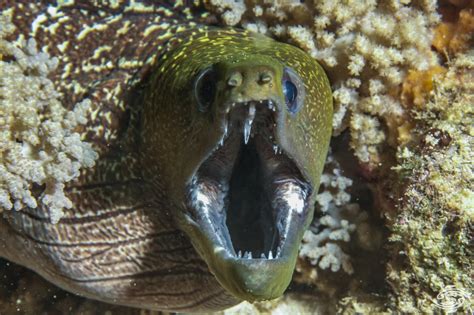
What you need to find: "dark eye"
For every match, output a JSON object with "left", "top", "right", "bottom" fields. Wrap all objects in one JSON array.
[
  {"left": 194, "top": 67, "right": 217, "bottom": 112},
  {"left": 282, "top": 68, "right": 305, "bottom": 115}
]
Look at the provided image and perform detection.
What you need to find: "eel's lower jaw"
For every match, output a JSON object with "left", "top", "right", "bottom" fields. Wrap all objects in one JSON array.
[{"left": 183, "top": 100, "right": 313, "bottom": 301}]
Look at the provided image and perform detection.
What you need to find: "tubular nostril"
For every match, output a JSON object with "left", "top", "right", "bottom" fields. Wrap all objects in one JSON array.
[
  {"left": 228, "top": 72, "right": 243, "bottom": 87},
  {"left": 259, "top": 72, "right": 272, "bottom": 84}
]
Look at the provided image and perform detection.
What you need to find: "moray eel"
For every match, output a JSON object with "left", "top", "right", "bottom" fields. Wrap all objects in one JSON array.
[{"left": 0, "top": 1, "right": 332, "bottom": 312}]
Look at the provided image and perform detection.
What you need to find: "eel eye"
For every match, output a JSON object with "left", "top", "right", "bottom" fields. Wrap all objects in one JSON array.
[
  {"left": 194, "top": 67, "right": 217, "bottom": 112},
  {"left": 283, "top": 80, "right": 297, "bottom": 108},
  {"left": 282, "top": 68, "right": 305, "bottom": 114}
]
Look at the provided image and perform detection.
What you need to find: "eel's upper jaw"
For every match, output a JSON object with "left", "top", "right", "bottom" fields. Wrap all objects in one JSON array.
[{"left": 184, "top": 99, "right": 312, "bottom": 301}]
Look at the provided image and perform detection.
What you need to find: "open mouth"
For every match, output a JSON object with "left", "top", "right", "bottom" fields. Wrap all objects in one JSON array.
[{"left": 186, "top": 100, "right": 312, "bottom": 262}]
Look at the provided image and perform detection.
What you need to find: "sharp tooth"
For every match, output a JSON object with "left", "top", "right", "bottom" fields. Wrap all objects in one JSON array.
[
  {"left": 249, "top": 103, "right": 256, "bottom": 122},
  {"left": 260, "top": 253, "right": 266, "bottom": 259},
  {"left": 248, "top": 251, "right": 252, "bottom": 259},
  {"left": 244, "top": 121, "right": 251, "bottom": 144},
  {"left": 243, "top": 103, "right": 256, "bottom": 145},
  {"left": 238, "top": 250, "right": 242, "bottom": 258},
  {"left": 244, "top": 251, "right": 249, "bottom": 259},
  {"left": 269, "top": 251, "right": 273, "bottom": 259}
]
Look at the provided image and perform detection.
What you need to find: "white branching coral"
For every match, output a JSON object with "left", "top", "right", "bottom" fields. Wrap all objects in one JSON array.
[
  {"left": 206, "top": 0, "right": 247, "bottom": 26},
  {"left": 0, "top": 13, "right": 98, "bottom": 223},
  {"left": 204, "top": 0, "right": 440, "bottom": 165},
  {"left": 299, "top": 154, "right": 369, "bottom": 274},
  {"left": 300, "top": 218, "right": 356, "bottom": 274}
]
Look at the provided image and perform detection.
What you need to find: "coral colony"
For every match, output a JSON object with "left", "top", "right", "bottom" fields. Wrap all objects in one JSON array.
[{"left": 0, "top": 15, "right": 98, "bottom": 223}]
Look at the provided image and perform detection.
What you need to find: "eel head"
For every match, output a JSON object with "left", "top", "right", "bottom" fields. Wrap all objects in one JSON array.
[{"left": 142, "top": 30, "right": 332, "bottom": 302}]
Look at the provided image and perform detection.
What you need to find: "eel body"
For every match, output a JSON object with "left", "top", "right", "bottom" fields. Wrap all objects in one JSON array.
[{"left": 0, "top": 1, "right": 332, "bottom": 311}]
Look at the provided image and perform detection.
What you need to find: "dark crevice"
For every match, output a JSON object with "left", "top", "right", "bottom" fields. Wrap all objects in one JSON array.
[{"left": 226, "top": 139, "right": 275, "bottom": 256}]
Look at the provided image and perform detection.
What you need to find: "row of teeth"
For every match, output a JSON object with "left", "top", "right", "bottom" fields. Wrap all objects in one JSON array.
[
  {"left": 219, "top": 100, "right": 281, "bottom": 150},
  {"left": 236, "top": 250, "right": 275, "bottom": 260},
  {"left": 225, "top": 100, "right": 277, "bottom": 114},
  {"left": 243, "top": 101, "right": 276, "bottom": 145},
  {"left": 227, "top": 100, "right": 277, "bottom": 145},
  {"left": 218, "top": 127, "right": 282, "bottom": 155}
]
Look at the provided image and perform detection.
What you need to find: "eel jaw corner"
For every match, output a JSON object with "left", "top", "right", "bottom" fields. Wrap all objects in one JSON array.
[{"left": 182, "top": 99, "right": 313, "bottom": 301}]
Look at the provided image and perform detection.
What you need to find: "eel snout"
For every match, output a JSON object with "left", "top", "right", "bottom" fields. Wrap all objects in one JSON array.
[{"left": 183, "top": 99, "right": 312, "bottom": 300}]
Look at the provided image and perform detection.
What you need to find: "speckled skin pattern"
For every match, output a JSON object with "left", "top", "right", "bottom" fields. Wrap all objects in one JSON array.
[{"left": 0, "top": 1, "right": 332, "bottom": 312}]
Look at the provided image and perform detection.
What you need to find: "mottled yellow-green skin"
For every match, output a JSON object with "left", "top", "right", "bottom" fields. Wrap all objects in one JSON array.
[{"left": 141, "top": 28, "right": 333, "bottom": 301}]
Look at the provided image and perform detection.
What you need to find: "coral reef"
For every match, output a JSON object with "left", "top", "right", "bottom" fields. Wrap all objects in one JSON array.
[
  {"left": 385, "top": 51, "right": 473, "bottom": 313},
  {"left": 0, "top": 13, "right": 98, "bottom": 223}
]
